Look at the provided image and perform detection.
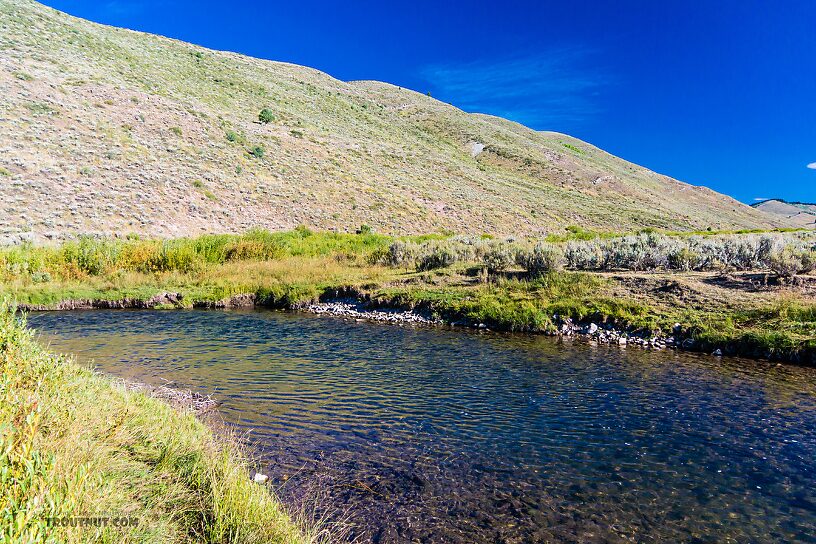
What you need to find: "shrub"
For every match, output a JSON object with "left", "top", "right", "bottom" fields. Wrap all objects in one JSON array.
[
  {"left": 482, "top": 243, "right": 516, "bottom": 274},
  {"left": 169, "top": 126, "right": 182, "bottom": 136},
  {"left": 1, "top": 245, "right": 45, "bottom": 278},
  {"left": 358, "top": 224, "right": 372, "bottom": 235},
  {"left": 223, "top": 230, "right": 284, "bottom": 262},
  {"left": 380, "top": 241, "right": 417, "bottom": 267},
  {"left": 416, "top": 242, "right": 457, "bottom": 271},
  {"left": 60, "top": 237, "right": 120, "bottom": 276},
  {"left": 258, "top": 109, "right": 275, "bottom": 124},
  {"left": 120, "top": 240, "right": 201, "bottom": 274},
  {"left": 516, "top": 243, "right": 564, "bottom": 276},
  {"left": 293, "top": 224, "right": 313, "bottom": 237},
  {"left": 224, "top": 240, "right": 276, "bottom": 261},
  {"left": 558, "top": 232, "right": 812, "bottom": 273},
  {"left": 667, "top": 248, "right": 701, "bottom": 272},
  {"left": 564, "top": 240, "right": 604, "bottom": 270},
  {"left": 602, "top": 234, "right": 665, "bottom": 270},
  {"left": 769, "top": 248, "right": 816, "bottom": 278},
  {"left": 31, "top": 271, "right": 51, "bottom": 284},
  {"left": 249, "top": 146, "right": 264, "bottom": 159},
  {"left": 154, "top": 241, "right": 201, "bottom": 273},
  {"left": 225, "top": 130, "right": 244, "bottom": 143}
]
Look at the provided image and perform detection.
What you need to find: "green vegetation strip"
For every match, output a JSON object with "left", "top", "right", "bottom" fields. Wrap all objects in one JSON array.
[
  {"left": 0, "top": 303, "right": 312, "bottom": 543},
  {"left": 1, "top": 228, "right": 815, "bottom": 362}
]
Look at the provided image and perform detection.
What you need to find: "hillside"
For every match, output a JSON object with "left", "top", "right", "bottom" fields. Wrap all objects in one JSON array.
[
  {"left": 752, "top": 199, "right": 816, "bottom": 228},
  {"left": 0, "top": 0, "right": 789, "bottom": 243}
]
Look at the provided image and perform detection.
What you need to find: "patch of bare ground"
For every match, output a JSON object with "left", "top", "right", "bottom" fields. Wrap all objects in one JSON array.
[{"left": 606, "top": 271, "right": 816, "bottom": 312}]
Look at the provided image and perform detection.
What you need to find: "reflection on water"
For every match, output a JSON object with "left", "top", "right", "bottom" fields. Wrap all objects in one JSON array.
[{"left": 29, "top": 309, "right": 816, "bottom": 543}]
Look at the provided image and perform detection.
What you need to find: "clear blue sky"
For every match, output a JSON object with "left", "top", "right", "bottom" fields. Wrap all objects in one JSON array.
[{"left": 41, "top": 0, "right": 816, "bottom": 204}]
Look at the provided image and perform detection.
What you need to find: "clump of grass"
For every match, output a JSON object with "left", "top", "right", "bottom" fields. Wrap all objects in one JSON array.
[
  {"left": 170, "top": 126, "right": 182, "bottom": 136},
  {"left": 0, "top": 301, "right": 313, "bottom": 542},
  {"left": 225, "top": 130, "right": 246, "bottom": 144},
  {"left": 249, "top": 146, "right": 265, "bottom": 159}
]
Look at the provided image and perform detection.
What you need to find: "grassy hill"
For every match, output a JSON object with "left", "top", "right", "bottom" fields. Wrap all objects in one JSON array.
[{"left": 0, "top": 0, "right": 789, "bottom": 243}]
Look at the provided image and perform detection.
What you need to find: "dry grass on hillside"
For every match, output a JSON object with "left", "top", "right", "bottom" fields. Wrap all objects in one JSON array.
[{"left": 0, "top": 0, "right": 790, "bottom": 245}]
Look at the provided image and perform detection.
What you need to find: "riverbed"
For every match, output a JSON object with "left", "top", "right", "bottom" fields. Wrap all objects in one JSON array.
[{"left": 28, "top": 309, "right": 816, "bottom": 543}]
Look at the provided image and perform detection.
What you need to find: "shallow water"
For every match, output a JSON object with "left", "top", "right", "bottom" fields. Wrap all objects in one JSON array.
[{"left": 29, "top": 309, "right": 816, "bottom": 543}]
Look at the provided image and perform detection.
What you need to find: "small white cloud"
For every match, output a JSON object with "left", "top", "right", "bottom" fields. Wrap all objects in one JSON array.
[
  {"left": 808, "top": 162, "right": 816, "bottom": 170},
  {"left": 754, "top": 197, "right": 770, "bottom": 201}
]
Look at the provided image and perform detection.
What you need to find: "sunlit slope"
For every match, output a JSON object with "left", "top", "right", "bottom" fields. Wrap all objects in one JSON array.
[
  {"left": 0, "top": 0, "right": 787, "bottom": 242},
  {"left": 752, "top": 199, "right": 816, "bottom": 228}
]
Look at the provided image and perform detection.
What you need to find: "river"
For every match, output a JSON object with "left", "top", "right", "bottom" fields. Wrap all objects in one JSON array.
[{"left": 28, "top": 309, "right": 816, "bottom": 543}]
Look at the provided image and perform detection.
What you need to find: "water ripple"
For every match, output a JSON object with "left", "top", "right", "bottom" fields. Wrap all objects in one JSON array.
[{"left": 29, "top": 309, "right": 816, "bottom": 543}]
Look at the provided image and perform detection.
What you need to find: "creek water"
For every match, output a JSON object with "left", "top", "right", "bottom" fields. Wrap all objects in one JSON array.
[{"left": 28, "top": 309, "right": 816, "bottom": 543}]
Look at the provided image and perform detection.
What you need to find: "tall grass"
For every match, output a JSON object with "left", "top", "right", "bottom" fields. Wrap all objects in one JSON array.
[
  {"left": 0, "top": 228, "right": 394, "bottom": 282},
  {"left": 0, "top": 301, "right": 316, "bottom": 543}
]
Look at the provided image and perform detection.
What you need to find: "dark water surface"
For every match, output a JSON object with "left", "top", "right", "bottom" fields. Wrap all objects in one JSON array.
[{"left": 28, "top": 309, "right": 816, "bottom": 543}]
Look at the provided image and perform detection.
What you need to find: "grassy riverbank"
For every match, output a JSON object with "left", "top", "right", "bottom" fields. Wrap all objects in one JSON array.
[
  {"left": 2, "top": 228, "right": 816, "bottom": 362},
  {"left": 0, "top": 303, "right": 312, "bottom": 543}
]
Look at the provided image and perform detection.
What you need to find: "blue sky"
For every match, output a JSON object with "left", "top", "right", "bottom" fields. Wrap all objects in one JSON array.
[{"left": 42, "top": 0, "right": 816, "bottom": 203}]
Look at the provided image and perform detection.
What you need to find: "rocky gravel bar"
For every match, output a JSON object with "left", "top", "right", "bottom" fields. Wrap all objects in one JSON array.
[{"left": 294, "top": 301, "right": 441, "bottom": 326}]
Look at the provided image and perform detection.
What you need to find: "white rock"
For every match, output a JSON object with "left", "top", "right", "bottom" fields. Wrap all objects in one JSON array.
[{"left": 253, "top": 473, "right": 268, "bottom": 483}]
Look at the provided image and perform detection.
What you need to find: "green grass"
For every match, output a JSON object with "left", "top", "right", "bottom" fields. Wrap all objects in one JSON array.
[
  {"left": 561, "top": 142, "right": 584, "bottom": 155},
  {"left": 1, "top": 229, "right": 814, "bottom": 362},
  {"left": 0, "top": 302, "right": 313, "bottom": 543},
  {"left": 374, "top": 273, "right": 651, "bottom": 332},
  {"left": 0, "top": 229, "right": 395, "bottom": 283}
]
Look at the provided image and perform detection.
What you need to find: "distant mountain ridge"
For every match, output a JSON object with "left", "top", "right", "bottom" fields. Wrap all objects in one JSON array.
[
  {"left": 0, "top": 0, "right": 793, "bottom": 243},
  {"left": 751, "top": 199, "right": 816, "bottom": 228}
]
